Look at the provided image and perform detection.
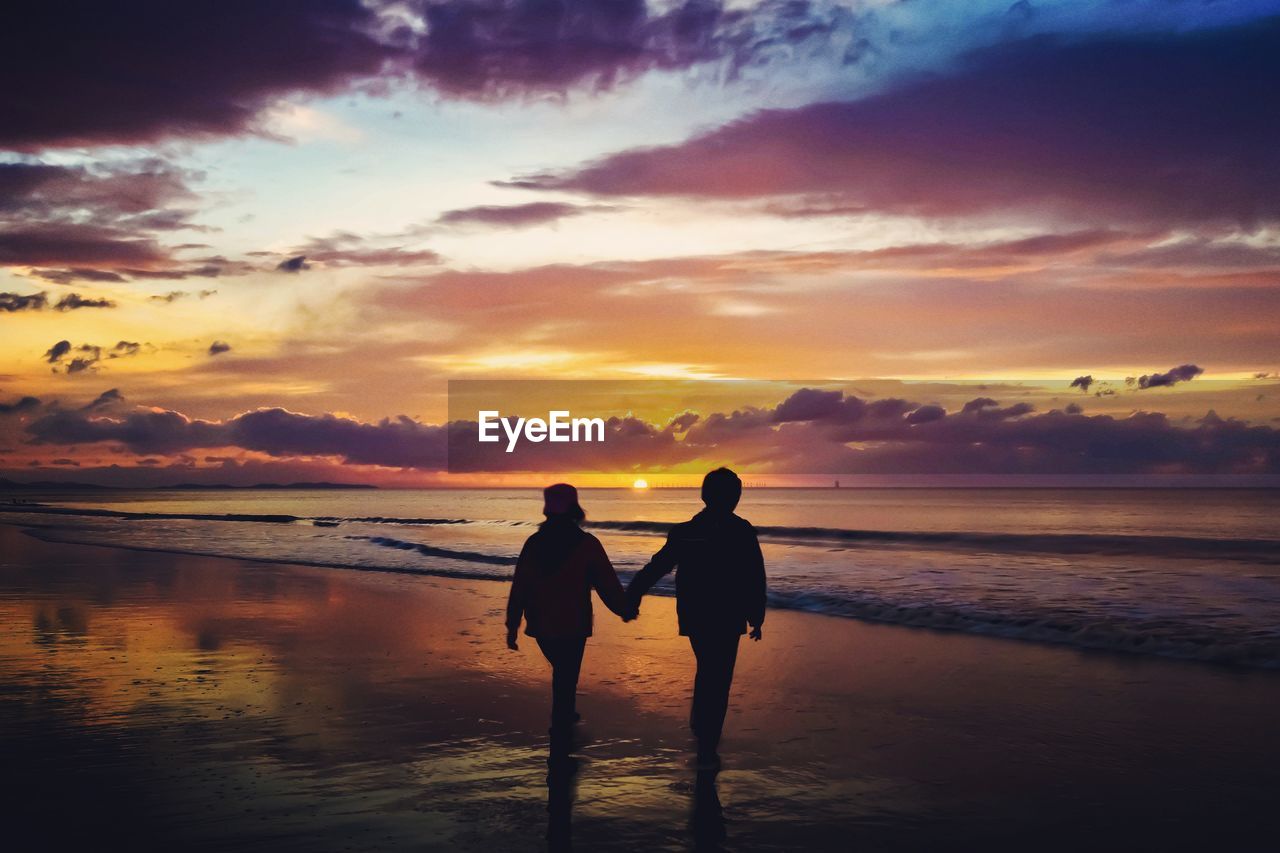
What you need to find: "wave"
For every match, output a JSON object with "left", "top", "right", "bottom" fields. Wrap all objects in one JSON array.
[
  {"left": 764, "top": 589, "right": 1280, "bottom": 669},
  {"left": 10, "top": 521, "right": 1280, "bottom": 669},
  {"left": 344, "top": 534, "right": 516, "bottom": 566},
  {"left": 6, "top": 503, "right": 1279, "bottom": 562},
  {"left": 586, "top": 520, "right": 1280, "bottom": 563}
]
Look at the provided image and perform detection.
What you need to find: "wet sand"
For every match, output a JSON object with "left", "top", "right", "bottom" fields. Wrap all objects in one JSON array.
[{"left": 3, "top": 523, "right": 1280, "bottom": 851}]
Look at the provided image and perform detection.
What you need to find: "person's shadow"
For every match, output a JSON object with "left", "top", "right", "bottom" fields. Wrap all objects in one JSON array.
[
  {"left": 690, "top": 766, "right": 728, "bottom": 850},
  {"left": 546, "top": 755, "right": 579, "bottom": 852}
]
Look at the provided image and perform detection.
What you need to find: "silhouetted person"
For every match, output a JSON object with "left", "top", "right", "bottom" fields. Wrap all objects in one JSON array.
[
  {"left": 627, "top": 468, "right": 766, "bottom": 767},
  {"left": 507, "top": 483, "right": 636, "bottom": 756}
]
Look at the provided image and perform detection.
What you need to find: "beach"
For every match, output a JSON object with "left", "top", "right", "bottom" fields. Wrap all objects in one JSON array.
[{"left": 3, "top": 522, "right": 1279, "bottom": 851}]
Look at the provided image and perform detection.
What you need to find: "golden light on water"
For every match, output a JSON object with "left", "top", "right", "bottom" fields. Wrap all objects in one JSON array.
[{"left": 633, "top": 479, "right": 649, "bottom": 490}]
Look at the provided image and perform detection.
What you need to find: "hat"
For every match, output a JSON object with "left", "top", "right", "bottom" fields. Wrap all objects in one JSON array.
[{"left": 543, "top": 483, "right": 583, "bottom": 518}]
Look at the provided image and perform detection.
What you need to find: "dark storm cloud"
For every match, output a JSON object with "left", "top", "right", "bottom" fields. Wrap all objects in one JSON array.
[
  {"left": 1070, "top": 375, "right": 1094, "bottom": 393},
  {"left": 521, "top": 17, "right": 1280, "bottom": 227},
  {"left": 0, "top": 0, "right": 393, "bottom": 149},
  {"left": 1137, "top": 364, "right": 1204, "bottom": 389},
  {"left": 437, "top": 201, "right": 612, "bottom": 228},
  {"left": 208, "top": 341, "right": 233, "bottom": 356}
]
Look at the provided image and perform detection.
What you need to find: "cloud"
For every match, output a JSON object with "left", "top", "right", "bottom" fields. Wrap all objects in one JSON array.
[
  {"left": 0, "top": 0, "right": 850, "bottom": 150},
  {"left": 0, "top": 292, "right": 48, "bottom": 312},
  {"left": 64, "top": 347, "right": 103, "bottom": 375},
  {"left": 44, "top": 341, "right": 72, "bottom": 364},
  {"left": 1137, "top": 364, "right": 1204, "bottom": 389},
  {"left": 437, "top": 202, "right": 612, "bottom": 228},
  {"left": 0, "top": 160, "right": 208, "bottom": 273},
  {"left": 408, "top": 0, "right": 845, "bottom": 100},
  {"left": 276, "top": 255, "right": 312, "bottom": 273},
  {"left": 27, "top": 406, "right": 449, "bottom": 469},
  {"left": 284, "top": 233, "right": 441, "bottom": 268},
  {"left": 209, "top": 341, "right": 233, "bottom": 356},
  {"left": 84, "top": 389, "right": 124, "bottom": 411},
  {"left": 147, "top": 289, "right": 218, "bottom": 303},
  {"left": 519, "top": 17, "right": 1280, "bottom": 228},
  {"left": 21, "top": 387, "right": 1280, "bottom": 476},
  {"left": 42, "top": 340, "right": 147, "bottom": 374},
  {"left": 53, "top": 293, "right": 117, "bottom": 311},
  {"left": 0, "top": 0, "right": 393, "bottom": 149},
  {"left": 26, "top": 268, "right": 128, "bottom": 285},
  {"left": 0, "top": 290, "right": 117, "bottom": 312},
  {"left": 0, "top": 396, "right": 40, "bottom": 415},
  {"left": 1070, "top": 375, "right": 1094, "bottom": 393}
]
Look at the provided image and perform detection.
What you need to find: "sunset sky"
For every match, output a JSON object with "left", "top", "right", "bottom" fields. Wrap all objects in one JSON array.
[{"left": 2, "top": 0, "right": 1279, "bottom": 485}]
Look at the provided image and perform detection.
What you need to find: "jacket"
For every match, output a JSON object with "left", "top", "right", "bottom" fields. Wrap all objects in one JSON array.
[
  {"left": 627, "top": 509, "right": 767, "bottom": 636},
  {"left": 506, "top": 521, "right": 630, "bottom": 638}
]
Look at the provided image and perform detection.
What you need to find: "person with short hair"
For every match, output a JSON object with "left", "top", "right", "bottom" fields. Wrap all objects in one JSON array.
[{"left": 627, "top": 467, "right": 767, "bottom": 767}]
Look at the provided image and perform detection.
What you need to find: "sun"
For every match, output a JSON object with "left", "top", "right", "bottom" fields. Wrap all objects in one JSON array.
[{"left": 632, "top": 478, "right": 649, "bottom": 490}]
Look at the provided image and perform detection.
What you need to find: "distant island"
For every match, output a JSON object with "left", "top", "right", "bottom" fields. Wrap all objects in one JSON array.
[{"left": 0, "top": 478, "right": 377, "bottom": 491}]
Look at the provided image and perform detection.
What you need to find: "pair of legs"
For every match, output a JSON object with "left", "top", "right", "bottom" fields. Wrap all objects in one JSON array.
[
  {"left": 688, "top": 632, "right": 741, "bottom": 758},
  {"left": 536, "top": 637, "right": 587, "bottom": 735}
]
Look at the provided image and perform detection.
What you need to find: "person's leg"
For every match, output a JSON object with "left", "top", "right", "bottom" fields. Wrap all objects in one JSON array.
[
  {"left": 537, "top": 637, "right": 586, "bottom": 731},
  {"left": 689, "top": 633, "right": 740, "bottom": 755}
]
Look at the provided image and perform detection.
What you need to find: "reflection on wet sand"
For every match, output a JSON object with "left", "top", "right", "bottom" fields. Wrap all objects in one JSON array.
[{"left": 3, "top": 525, "right": 1280, "bottom": 850}]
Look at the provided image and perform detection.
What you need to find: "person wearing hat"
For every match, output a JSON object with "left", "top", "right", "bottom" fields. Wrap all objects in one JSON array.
[{"left": 506, "top": 483, "right": 636, "bottom": 749}]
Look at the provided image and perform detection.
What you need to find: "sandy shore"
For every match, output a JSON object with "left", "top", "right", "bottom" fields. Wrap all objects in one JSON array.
[{"left": 2, "top": 523, "right": 1279, "bottom": 851}]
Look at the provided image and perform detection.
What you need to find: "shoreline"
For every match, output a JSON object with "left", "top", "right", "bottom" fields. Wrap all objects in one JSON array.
[
  {"left": 3, "top": 525, "right": 1280, "bottom": 850},
  {"left": 7, "top": 515, "right": 1280, "bottom": 672}
]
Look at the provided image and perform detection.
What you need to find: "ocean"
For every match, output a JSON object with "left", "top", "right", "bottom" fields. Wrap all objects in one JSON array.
[{"left": 3, "top": 487, "right": 1279, "bottom": 668}]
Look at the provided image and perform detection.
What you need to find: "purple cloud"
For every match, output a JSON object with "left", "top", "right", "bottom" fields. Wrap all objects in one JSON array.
[
  {"left": 518, "top": 18, "right": 1280, "bottom": 227},
  {"left": 437, "top": 202, "right": 611, "bottom": 228},
  {"left": 21, "top": 388, "right": 1280, "bottom": 476},
  {"left": 1138, "top": 364, "right": 1204, "bottom": 389},
  {"left": 0, "top": 0, "right": 392, "bottom": 150}
]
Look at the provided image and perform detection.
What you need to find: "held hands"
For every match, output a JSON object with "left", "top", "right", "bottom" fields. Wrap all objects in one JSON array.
[
  {"left": 749, "top": 625, "right": 763, "bottom": 642},
  {"left": 622, "top": 604, "right": 640, "bottom": 623}
]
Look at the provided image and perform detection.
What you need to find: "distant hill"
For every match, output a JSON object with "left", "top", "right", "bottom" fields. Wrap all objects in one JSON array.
[
  {"left": 159, "top": 482, "right": 378, "bottom": 490},
  {"left": 0, "top": 478, "right": 376, "bottom": 491},
  {"left": 0, "top": 477, "right": 116, "bottom": 491}
]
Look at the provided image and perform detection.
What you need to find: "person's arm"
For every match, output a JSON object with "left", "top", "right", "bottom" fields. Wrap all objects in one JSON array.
[
  {"left": 505, "top": 540, "right": 534, "bottom": 649},
  {"left": 586, "top": 538, "right": 636, "bottom": 621},
  {"left": 745, "top": 527, "right": 766, "bottom": 640},
  {"left": 627, "top": 530, "right": 678, "bottom": 607}
]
